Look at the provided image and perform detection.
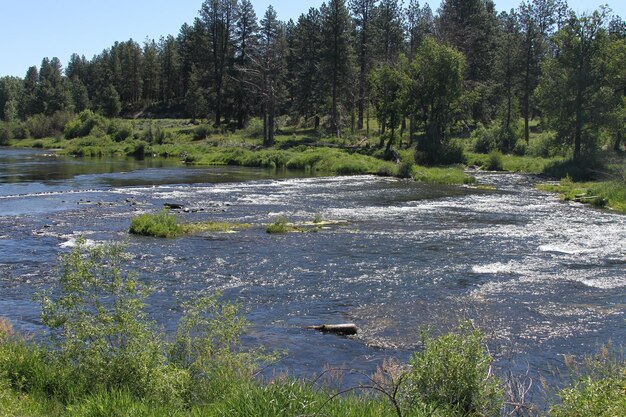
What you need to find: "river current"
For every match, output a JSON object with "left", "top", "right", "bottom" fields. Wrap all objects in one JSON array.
[{"left": 1, "top": 148, "right": 624, "bottom": 394}]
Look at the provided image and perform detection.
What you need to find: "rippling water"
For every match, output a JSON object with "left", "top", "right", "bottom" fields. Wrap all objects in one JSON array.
[{"left": 1, "top": 148, "right": 624, "bottom": 393}]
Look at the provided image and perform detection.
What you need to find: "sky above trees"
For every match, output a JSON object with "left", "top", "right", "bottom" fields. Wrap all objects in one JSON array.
[{"left": 0, "top": 0, "right": 623, "bottom": 77}]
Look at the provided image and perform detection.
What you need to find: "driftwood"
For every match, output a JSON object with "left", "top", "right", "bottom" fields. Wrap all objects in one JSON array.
[
  {"left": 164, "top": 203, "right": 184, "bottom": 210},
  {"left": 306, "top": 323, "right": 358, "bottom": 336}
]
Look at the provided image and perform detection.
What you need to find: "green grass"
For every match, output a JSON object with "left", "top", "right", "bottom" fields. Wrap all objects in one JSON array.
[
  {"left": 413, "top": 165, "right": 475, "bottom": 185},
  {"left": 129, "top": 210, "right": 250, "bottom": 238},
  {"left": 466, "top": 151, "right": 559, "bottom": 174},
  {"left": 538, "top": 178, "right": 626, "bottom": 213}
]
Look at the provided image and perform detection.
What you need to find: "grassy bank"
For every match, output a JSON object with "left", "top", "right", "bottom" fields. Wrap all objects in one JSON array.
[{"left": 537, "top": 178, "right": 626, "bottom": 213}]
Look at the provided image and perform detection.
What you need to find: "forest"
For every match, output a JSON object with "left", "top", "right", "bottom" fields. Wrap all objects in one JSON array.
[{"left": 0, "top": 0, "right": 624, "bottom": 167}]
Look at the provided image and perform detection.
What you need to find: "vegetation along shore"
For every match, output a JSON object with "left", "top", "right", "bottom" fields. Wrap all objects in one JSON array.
[{"left": 0, "top": 0, "right": 625, "bottom": 415}]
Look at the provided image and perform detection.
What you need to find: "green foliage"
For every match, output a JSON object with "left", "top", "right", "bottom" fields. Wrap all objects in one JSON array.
[
  {"left": 25, "top": 112, "right": 72, "bottom": 139},
  {"left": 484, "top": 151, "right": 504, "bottom": 171},
  {"left": 405, "top": 325, "right": 502, "bottom": 416},
  {"left": 64, "top": 110, "right": 107, "bottom": 139},
  {"left": 39, "top": 239, "right": 180, "bottom": 402},
  {"left": 412, "top": 166, "right": 472, "bottom": 185},
  {"left": 471, "top": 123, "right": 497, "bottom": 153},
  {"left": 550, "top": 346, "right": 626, "bottom": 417},
  {"left": 266, "top": 217, "right": 292, "bottom": 234},
  {"left": 538, "top": 179, "right": 626, "bottom": 213},
  {"left": 129, "top": 210, "right": 184, "bottom": 238}
]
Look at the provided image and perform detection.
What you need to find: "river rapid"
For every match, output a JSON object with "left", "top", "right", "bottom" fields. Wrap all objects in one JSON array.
[{"left": 1, "top": 148, "right": 624, "bottom": 395}]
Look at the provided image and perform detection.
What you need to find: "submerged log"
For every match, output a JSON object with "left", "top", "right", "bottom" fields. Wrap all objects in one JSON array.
[{"left": 306, "top": 323, "right": 358, "bottom": 336}]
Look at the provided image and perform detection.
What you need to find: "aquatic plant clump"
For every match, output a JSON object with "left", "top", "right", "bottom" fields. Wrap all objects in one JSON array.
[{"left": 130, "top": 210, "right": 250, "bottom": 238}]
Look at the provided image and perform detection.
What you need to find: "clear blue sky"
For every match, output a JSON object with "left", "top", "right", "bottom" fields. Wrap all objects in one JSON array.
[{"left": 1, "top": 0, "right": 623, "bottom": 77}]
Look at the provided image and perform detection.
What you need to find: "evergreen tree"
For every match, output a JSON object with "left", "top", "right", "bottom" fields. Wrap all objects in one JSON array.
[
  {"left": 254, "top": 6, "right": 287, "bottom": 146},
  {"left": 201, "top": 0, "right": 238, "bottom": 127},
  {"left": 159, "top": 35, "right": 182, "bottom": 102},
  {"left": 321, "top": 0, "right": 354, "bottom": 137},
  {"left": 185, "top": 65, "right": 208, "bottom": 122},
  {"left": 372, "top": 0, "right": 405, "bottom": 66},
  {"left": 536, "top": 9, "right": 611, "bottom": 162},
  {"left": 494, "top": 10, "right": 524, "bottom": 153},
  {"left": 350, "top": 0, "right": 377, "bottom": 130},
  {"left": 518, "top": 0, "right": 569, "bottom": 143},
  {"left": 291, "top": 8, "right": 324, "bottom": 129},
  {"left": 143, "top": 39, "right": 161, "bottom": 103},
  {"left": 437, "top": 0, "right": 499, "bottom": 123},
  {"left": 234, "top": 0, "right": 259, "bottom": 128}
]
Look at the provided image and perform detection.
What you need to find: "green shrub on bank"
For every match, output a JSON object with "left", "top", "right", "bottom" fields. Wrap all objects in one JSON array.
[
  {"left": 550, "top": 346, "right": 626, "bottom": 417},
  {"left": 405, "top": 325, "right": 502, "bottom": 416},
  {"left": 484, "top": 151, "right": 504, "bottom": 171},
  {"left": 64, "top": 110, "right": 107, "bottom": 139},
  {"left": 0, "top": 239, "right": 270, "bottom": 411}
]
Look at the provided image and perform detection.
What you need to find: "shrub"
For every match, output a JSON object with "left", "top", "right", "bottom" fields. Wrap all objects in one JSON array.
[
  {"left": 243, "top": 117, "right": 264, "bottom": 138},
  {"left": 484, "top": 151, "right": 504, "bottom": 171},
  {"left": 471, "top": 123, "right": 497, "bottom": 153},
  {"left": 550, "top": 346, "right": 626, "bottom": 417},
  {"left": 38, "top": 239, "right": 180, "bottom": 401},
  {"left": 64, "top": 110, "right": 107, "bottom": 139},
  {"left": 266, "top": 217, "right": 291, "bottom": 234},
  {"left": 129, "top": 210, "right": 184, "bottom": 238},
  {"left": 0, "top": 123, "right": 13, "bottom": 144},
  {"left": 193, "top": 125, "right": 213, "bottom": 141},
  {"left": 405, "top": 325, "right": 502, "bottom": 416}
]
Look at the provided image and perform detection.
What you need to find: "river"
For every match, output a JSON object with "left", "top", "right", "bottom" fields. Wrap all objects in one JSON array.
[{"left": 1, "top": 148, "right": 624, "bottom": 397}]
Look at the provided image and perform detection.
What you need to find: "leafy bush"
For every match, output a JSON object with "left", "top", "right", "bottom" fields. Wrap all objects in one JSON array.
[
  {"left": 108, "top": 120, "right": 134, "bottom": 142},
  {"left": 64, "top": 110, "right": 107, "bottom": 139},
  {"left": 266, "top": 217, "right": 291, "bottom": 234},
  {"left": 25, "top": 112, "right": 72, "bottom": 139},
  {"left": 193, "top": 124, "right": 213, "bottom": 141},
  {"left": 129, "top": 210, "right": 184, "bottom": 238},
  {"left": 405, "top": 325, "right": 502, "bottom": 416},
  {"left": 550, "top": 346, "right": 626, "bottom": 417},
  {"left": 484, "top": 151, "right": 504, "bottom": 171},
  {"left": 243, "top": 117, "right": 264, "bottom": 138},
  {"left": 471, "top": 123, "right": 497, "bottom": 153},
  {"left": 415, "top": 140, "right": 466, "bottom": 166}
]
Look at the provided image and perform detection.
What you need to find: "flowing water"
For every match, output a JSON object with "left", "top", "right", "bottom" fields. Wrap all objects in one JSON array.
[{"left": 1, "top": 148, "right": 625, "bottom": 396}]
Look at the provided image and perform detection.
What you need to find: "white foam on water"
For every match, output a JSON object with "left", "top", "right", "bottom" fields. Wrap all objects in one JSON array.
[{"left": 472, "top": 261, "right": 523, "bottom": 274}]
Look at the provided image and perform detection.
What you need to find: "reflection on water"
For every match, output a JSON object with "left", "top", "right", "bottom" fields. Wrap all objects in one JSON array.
[{"left": 1, "top": 148, "right": 625, "bottom": 394}]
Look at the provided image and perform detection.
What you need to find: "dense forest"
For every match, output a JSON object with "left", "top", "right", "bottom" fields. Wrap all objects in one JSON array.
[{"left": 0, "top": 0, "right": 624, "bottom": 164}]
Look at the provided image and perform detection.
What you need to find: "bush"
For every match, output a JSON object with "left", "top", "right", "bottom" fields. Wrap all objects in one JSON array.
[
  {"left": 484, "top": 151, "right": 504, "bottom": 171},
  {"left": 0, "top": 123, "right": 13, "bottom": 144},
  {"left": 266, "top": 217, "right": 291, "bottom": 234},
  {"left": 415, "top": 140, "right": 466, "bottom": 166},
  {"left": 550, "top": 346, "right": 626, "bottom": 417},
  {"left": 64, "top": 110, "right": 107, "bottom": 139},
  {"left": 193, "top": 125, "right": 213, "bottom": 141},
  {"left": 129, "top": 210, "right": 184, "bottom": 238},
  {"left": 471, "top": 123, "right": 497, "bottom": 153},
  {"left": 108, "top": 120, "right": 134, "bottom": 142},
  {"left": 243, "top": 118, "right": 264, "bottom": 138},
  {"left": 25, "top": 113, "right": 71, "bottom": 139},
  {"left": 405, "top": 324, "right": 502, "bottom": 416}
]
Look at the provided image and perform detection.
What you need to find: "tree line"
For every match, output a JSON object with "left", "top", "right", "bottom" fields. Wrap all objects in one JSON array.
[{"left": 0, "top": 0, "right": 624, "bottom": 163}]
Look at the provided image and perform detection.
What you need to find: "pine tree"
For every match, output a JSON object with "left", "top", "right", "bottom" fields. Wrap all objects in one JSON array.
[
  {"left": 350, "top": 0, "right": 377, "bottom": 130},
  {"left": 234, "top": 0, "right": 259, "bottom": 128},
  {"left": 321, "top": 0, "right": 354, "bottom": 137},
  {"left": 200, "top": 0, "right": 238, "bottom": 127}
]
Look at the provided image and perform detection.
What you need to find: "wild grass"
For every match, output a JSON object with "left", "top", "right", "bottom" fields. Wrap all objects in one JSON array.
[
  {"left": 130, "top": 210, "right": 250, "bottom": 238},
  {"left": 538, "top": 177, "right": 626, "bottom": 213}
]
